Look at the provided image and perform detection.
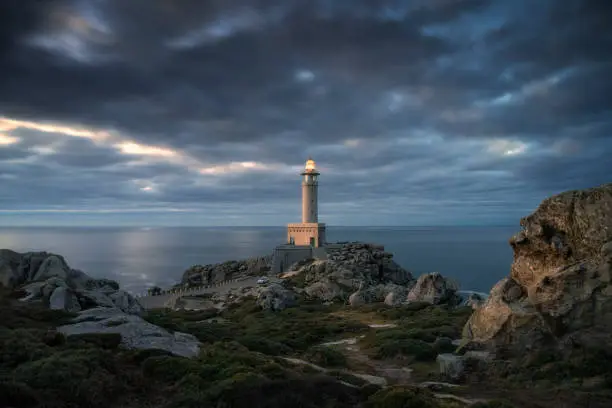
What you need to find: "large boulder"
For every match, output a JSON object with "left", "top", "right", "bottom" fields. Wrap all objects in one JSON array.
[
  {"left": 49, "top": 286, "right": 81, "bottom": 313},
  {"left": 257, "top": 283, "right": 297, "bottom": 311},
  {"left": 0, "top": 250, "right": 143, "bottom": 315},
  {"left": 406, "top": 272, "right": 460, "bottom": 305},
  {"left": 349, "top": 283, "right": 409, "bottom": 306},
  {"left": 57, "top": 307, "right": 201, "bottom": 358},
  {"left": 462, "top": 183, "right": 612, "bottom": 353}
]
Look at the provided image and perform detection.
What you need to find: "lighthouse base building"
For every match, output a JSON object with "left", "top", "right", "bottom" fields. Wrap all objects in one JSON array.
[{"left": 271, "top": 158, "right": 329, "bottom": 274}]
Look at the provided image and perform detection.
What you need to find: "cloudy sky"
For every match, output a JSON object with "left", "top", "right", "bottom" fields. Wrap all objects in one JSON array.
[{"left": 0, "top": 0, "right": 610, "bottom": 227}]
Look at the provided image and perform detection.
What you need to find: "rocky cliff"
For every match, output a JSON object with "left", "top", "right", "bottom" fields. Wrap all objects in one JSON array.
[
  {"left": 462, "top": 183, "right": 612, "bottom": 353},
  {"left": 181, "top": 255, "right": 271, "bottom": 286}
]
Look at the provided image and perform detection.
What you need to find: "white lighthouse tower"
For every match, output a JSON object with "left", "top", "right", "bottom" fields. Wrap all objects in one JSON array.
[
  {"left": 286, "top": 157, "right": 327, "bottom": 248},
  {"left": 301, "top": 157, "right": 319, "bottom": 223},
  {"left": 272, "top": 157, "right": 328, "bottom": 273}
]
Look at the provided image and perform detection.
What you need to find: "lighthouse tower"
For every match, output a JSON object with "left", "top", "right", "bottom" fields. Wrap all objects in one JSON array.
[
  {"left": 301, "top": 157, "right": 319, "bottom": 223},
  {"left": 286, "top": 157, "right": 326, "bottom": 248},
  {"left": 272, "top": 157, "right": 328, "bottom": 273}
]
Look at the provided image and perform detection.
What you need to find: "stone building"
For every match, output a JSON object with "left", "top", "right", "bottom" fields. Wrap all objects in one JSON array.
[{"left": 271, "top": 158, "right": 328, "bottom": 273}]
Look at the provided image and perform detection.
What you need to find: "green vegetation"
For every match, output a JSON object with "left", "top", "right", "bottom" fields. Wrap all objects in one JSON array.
[
  {"left": 356, "top": 304, "right": 472, "bottom": 362},
  {"left": 146, "top": 297, "right": 369, "bottom": 354},
  {"left": 365, "top": 386, "right": 463, "bottom": 408},
  {"left": 471, "top": 401, "right": 516, "bottom": 408},
  {"left": 488, "top": 346, "right": 612, "bottom": 389},
  {"left": 2, "top": 288, "right": 466, "bottom": 408},
  {"left": 304, "top": 345, "right": 348, "bottom": 367},
  {"left": 5, "top": 284, "right": 612, "bottom": 408}
]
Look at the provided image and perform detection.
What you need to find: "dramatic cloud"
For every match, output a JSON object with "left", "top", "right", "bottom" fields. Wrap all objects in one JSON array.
[{"left": 0, "top": 0, "right": 610, "bottom": 226}]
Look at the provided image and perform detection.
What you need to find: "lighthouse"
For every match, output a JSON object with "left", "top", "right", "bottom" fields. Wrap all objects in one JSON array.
[
  {"left": 272, "top": 157, "right": 328, "bottom": 273},
  {"left": 286, "top": 157, "right": 327, "bottom": 248}
]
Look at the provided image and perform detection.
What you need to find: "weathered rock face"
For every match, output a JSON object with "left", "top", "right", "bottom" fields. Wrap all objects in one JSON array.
[
  {"left": 288, "top": 243, "right": 415, "bottom": 303},
  {"left": 349, "top": 283, "right": 409, "bottom": 306},
  {"left": 326, "top": 243, "right": 413, "bottom": 285},
  {"left": 257, "top": 283, "right": 297, "bottom": 311},
  {"left": 181, "top": 255, "right": 271, "bottom": 286},
  {"left": 463, "top": 183, "right": 612, "bottom": 353},
  {"left": 0, "top": 250, "right": 143, "bottom": 315},
  {"left": 57, "top": 307, "right": 201, "bottom": 358},
  {"left": 406, "top": 272, "right": 460, "bottom": 305}
]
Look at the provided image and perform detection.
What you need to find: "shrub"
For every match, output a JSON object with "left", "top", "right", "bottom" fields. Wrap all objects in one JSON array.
[
  {"left": 238, "top": 335, "right": 292, "bottom": 355},
  {"left": 0, "top": 328, "right": 52, "bottom": 368},
  {"left": 304, "top": 346, "right": 347, "bottom": 368},
  {"left": 65, "top": 333, "right": 122, "bottom": 349},
  {"left": 365, "top": 386, "right": 440, "bottom": 408},
  {"left": 141, "top": 355, "right": 200, "bottom": 382},
  {"left": 211, "top": 375, "right": 363, "bottom": 408},
  {"left": 376, "top": 338, "right": 437, "bottom": 361},
  {"left": 471, "top": 400, "right": 516, "bottom": 408},
  {"left": 12, "top": 349, "right": 124, "bottom": 408},
  {"left": 122, "top": 347, "right": 174, "bottom": 364},
  {"left": 0, "top": 381, "right": 39, "bottom": 408}
]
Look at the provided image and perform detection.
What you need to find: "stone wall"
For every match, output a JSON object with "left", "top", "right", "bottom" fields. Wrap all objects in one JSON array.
[{"left": 271, "top": 245, "right": 313, "bottom": 273}]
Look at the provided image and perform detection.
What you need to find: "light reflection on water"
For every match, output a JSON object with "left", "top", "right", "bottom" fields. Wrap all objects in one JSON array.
[{"left": 0, "top": 226, "right": 517, "bottom": 293}]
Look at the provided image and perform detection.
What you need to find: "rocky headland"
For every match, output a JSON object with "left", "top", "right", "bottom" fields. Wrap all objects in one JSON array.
[
  {"left": 0, "top": 250, "right": 201, "bottom": 358},
  {"left": 1, "top": 182, "right": 611, "bottom": 408},
  {"left": 172, "top": 242, "right": 465, "bottom": 311}
]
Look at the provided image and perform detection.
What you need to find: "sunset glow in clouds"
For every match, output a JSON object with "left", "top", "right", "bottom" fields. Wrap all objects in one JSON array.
[{"left": 0, "top": 0, "right": 610, "bottom": 226}]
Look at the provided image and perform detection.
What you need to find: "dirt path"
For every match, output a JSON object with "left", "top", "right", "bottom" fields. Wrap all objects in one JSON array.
[{"left": 313, "top": 325, "right": 488, "bottom": 406}]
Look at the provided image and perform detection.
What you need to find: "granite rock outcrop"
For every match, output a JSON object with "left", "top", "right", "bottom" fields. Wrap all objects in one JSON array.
[
  {"left": 406, "top": 272, "right": 461, "bottom": 305},
  {"left": 284, "top": 243, "right": 460, "bottom": 306},
  {"left": 0, "top": 250, "right": 143, "bottom": 315},
  {"left": 57, "top": 307, "right": 201, "bottom": 358},
  {"left": 181, "top": 255, "right": 271, "bottom": 286},
  {"left": 257, "top": 283, "right": 297, "bottom": 311},
  {"left": 0, "top": 250, "right": 202, "bottom": 357},
  {"left": 284, "top": 243, "right": 413, "bottom": 303},
  {"left": 462, "top": 183, "right": 612, "bottom": 353}
]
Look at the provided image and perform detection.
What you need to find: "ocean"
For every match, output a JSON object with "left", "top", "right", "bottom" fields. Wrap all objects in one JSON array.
[{"left": 0, "top": 226, "right": 518, "bottom": 295}]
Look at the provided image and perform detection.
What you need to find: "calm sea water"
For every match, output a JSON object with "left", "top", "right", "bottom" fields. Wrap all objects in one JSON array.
[{"left": 0, "top": 226, "right": 518, "bottom": 295}]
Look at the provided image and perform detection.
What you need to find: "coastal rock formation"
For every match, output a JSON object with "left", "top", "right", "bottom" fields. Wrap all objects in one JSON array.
[
  {"left": 181, "top": 255, "right": 271, "bottom": 286},
  {"left": 0, "top": 250, "right": 143, "bottom": 315},
  {"left": 287, "top": 243, "right": 415, "bottom": 303},
  {"left": 326, "top": 243, "right": 413, "bottom": 285},
  {"left": 57, "top": 307, "right": 201, "bottom": 358},
  {"left": 0, "top": 250, "right": 202, "bottom": 357},
  {"left": 406, "top": 272, "right": 460, "bottom": 305},
  {"left": 256, "top": 283, "right": 297, "bottom": 311},
  {"left": 462, "top": 183, "right": 612, "bottom": 353},
  {"left": 349, "top": 283, "right": 409, "bottom": 306}
]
